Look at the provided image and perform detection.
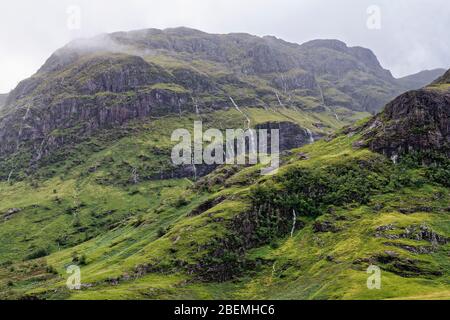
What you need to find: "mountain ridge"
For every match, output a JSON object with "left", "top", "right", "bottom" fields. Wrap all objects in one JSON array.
[
  {"left": 0, "top": 28, "right": 449, "bottom": 300},
  {"left": 397, "top": 68, "right": 447, "bottom": 90},
  {"left": 0, "top": 27, "right": 439, "bottom": 173},
  {"left": 0, "top": 94, "right": 7, "bottom": 109}
]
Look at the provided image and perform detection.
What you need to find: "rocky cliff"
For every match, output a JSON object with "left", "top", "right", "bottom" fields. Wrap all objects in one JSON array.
[
  {"left": 0, "top": 94, "right": 7, "bottom": 110},
  {"left": 358, "top": 78, "right": 450, "bottom": 160},
  {"left": 0, "top": 27, "right": 433, "bottom": 166}
]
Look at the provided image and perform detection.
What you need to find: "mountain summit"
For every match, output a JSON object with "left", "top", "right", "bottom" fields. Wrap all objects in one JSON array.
[
  {"left": 359, "top": 71, "right": 450, "bottom": 160},
  {"left": 0, "top": 27, "right": 436, "bottom": 169}
]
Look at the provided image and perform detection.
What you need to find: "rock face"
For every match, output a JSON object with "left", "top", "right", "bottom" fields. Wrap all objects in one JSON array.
[
  {"left": 0, "top": 89, "right": 192, "bottom": 160},
  {"left": 0, "top": 53, "right": 193, "bottom": 160},
  {"left": 0, "top": 27, "right": 432, "bottom": 163},
  {"left": 256, "top": 121, "right": 317, "bottom": 151},
  {"left": 153, "top": 121, "right": 314, "bottom": 181},
  {"left": 359, "top": 81, "right": 450, "bottom": 159},
  {"left": 300, "top": 39, "right": 394, "bottom": 81},
  {"left": 0, "top": 94, "right": 7, "bottom": 110}
]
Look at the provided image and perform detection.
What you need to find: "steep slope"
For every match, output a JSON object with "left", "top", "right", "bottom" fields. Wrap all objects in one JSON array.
[
  {"left": 1, "top": 27, "right": 424, "bottom": 181},
  {"left": 0, "top": 94, "right": 7, "bottom": 110},
  {"left": 356, "top": 71, "right": 450, "bottom": 160},
  {"left": 397, "top": 68, "right": 446, "bottom": 90},
  {"left": 0, "top": 69, "right": 448, "bottom": 300},
  {"left": 431, "top": 68, "right": 450, "bottom": 85}
]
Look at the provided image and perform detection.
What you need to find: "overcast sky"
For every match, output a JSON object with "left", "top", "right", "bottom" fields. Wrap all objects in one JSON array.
[{"left": 0, "top": 0, "right": 449, "bottom": 93}]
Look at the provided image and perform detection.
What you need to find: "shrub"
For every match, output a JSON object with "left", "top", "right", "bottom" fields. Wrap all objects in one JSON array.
[
  {"left": 173, "top": 196, "right": 189, "bottom": 208},
  {"left": 25, "top": 248, "right": 49, "bottom": 260},
  {"left": 157, "top": 227, "right": 167, "bottom": 238}
]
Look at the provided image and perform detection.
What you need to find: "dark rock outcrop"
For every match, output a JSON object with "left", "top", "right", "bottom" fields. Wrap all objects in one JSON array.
[
  {"left": 150, "top": 121, "right": 315, "bottom": 182},
  {"left": 0, "top": 87, "right": 192, "bottom": 160},
  {"left": 375, "top": 224, "right": 449, "bottom": 245},
  {"left": 374, "top": 251, "right": 443, "bottom": 277},
  {"left": 313, "top": 220, "right": 340, "bottom": 233},
  {"left": 354, "top": 251, "right": 444, "bottom": 277},
  {"left": 2, "top": 208, "right": 22, "bottom": 221},
  {"left": 255, "top": 121, "right": 317, "bottom": 152},
  {"left": 360, "top": 86, "right": 450, "bottom": 160}
]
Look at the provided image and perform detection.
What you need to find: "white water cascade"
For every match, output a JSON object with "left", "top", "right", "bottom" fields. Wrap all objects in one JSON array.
[
  {"left": 7, "top": 105, "right": 32, "bottom": 183},
  {"left": 316, "top": 80, "right": 340, "bottom": 121},
  {"left": 229, "top": 97, "right": 257, "bottom": 155},
  {"left": 191, "top": 152, "right": 197, "bottom": 180},
  {"left": 291, "top": 209, "right": 297, "bottom": 237},
  {"left": 305, "top": 128, "right": 315, "bottom": 144},
  {"left": 192, "top": 97, "right": 200, "bottom": 115},
  {"left": 275, "top": 92, "right": 284, "bottom": 107}
]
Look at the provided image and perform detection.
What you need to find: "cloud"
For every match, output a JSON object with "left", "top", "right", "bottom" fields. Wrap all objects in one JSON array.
[{"left": 0, "top": 0, "right": 449, "bottom": 92}]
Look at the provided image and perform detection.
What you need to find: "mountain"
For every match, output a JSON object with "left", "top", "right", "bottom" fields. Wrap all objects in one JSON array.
[
  {"left": 397, "top": 68, "right": 447, "bottom": 90},
  {"left": 0, "top": 28, "right": 432, "bottom": 182},
  {"left": 356, "top": 71, "right": 450, "bottom": 160},
  {"left": 0, "top": 94, "right": 7, "bottom": 109},
  {"left": 0, "top": 28, "right": 448, "bottom": 300},
  {"left": 0, "top": 70, "right": 448, "bottom": 299},
  {"left": 432, "top": 68, "right": 450, "bottom": 85}
]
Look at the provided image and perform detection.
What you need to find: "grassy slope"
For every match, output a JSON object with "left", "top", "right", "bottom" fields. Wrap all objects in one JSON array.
[{"left": 0, "top": 109, "right": 448, "bottom": 300}]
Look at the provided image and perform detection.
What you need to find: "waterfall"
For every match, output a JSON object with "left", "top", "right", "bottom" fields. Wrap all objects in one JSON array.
[
  {"left": 17, "top": 105, "right": 31, "bottom": 149},
  {"left": 192, "top": 163, "right": 197, "bottom": 180},
  {"left": 8, "top": 105, "right": 33, "bottom": 182},
  {"left": 192, "top": 97, "right": 200, "bottom": 115},
  {"left": 290, "top": 209, "right": 297, "bottom": 237},
  {"left": 230, "top": 96, "right": 244, "bottom": 118},
  {"left": 316, "top": 79, "right": 340, "bottom": 121},
  {"left": 275, "top": 92, "right": 283, "bottom": 107},
  {"left": 191, "top": 152, "right": 197, "bottom": 180},
  {"left": 131, "top": 167, "right": 139, "bottom": 184},
  {"left": 35, "top": 138, "right": 47, "bottom": 161},
  {"left": 272, "top": 262, "right": 277, "bottom": 277},
  {"left": 20, "top": 105, "right": 31, "bottom": 136},
  {"left": 7, "top": 169, "right": 14, "bottom": 183},
  {"left": 317, "top": 81, "right": 326, "bottom": 107},
  {"left": 230, "top": 97, "right": 257, "bottom": 155},
  {"left": 391, "top": 154, "right": 398, "bottom": 165},
  {"left": 305, "top": 128, "right": 315, "bottom": 144},
  {"left": 333, "top": 107, "right": 340, "bottom": 121}
]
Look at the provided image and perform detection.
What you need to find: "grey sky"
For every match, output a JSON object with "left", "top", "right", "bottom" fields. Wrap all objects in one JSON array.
[{"left": 0, "top": 0, "right": 449, "bottom": 93}]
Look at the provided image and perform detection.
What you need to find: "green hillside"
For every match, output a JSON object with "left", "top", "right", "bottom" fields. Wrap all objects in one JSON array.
[
  {"left": 0, "top": 28, "right": 448, "bottom": 300},
  {"left": 0, "top": 120, "right": 448, "bottom": 299}
]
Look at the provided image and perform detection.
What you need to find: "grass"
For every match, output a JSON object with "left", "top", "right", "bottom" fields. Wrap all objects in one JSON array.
[
  {"left": 234, "top": 185, "right": 449, "bottom": 300},
  {"left": 0, "top": 109, "right": 448, "bottom": 300}
]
